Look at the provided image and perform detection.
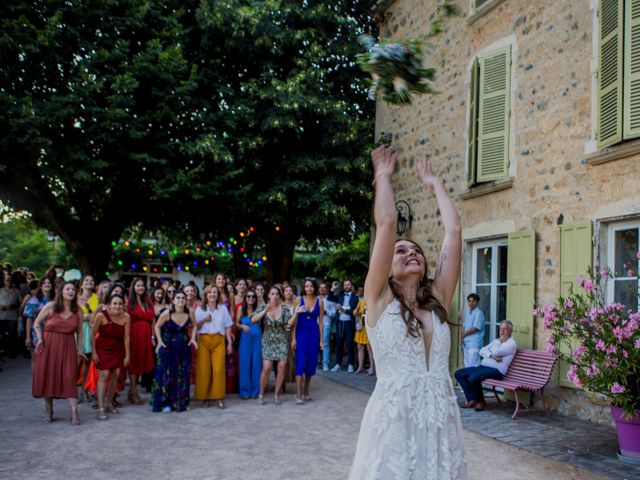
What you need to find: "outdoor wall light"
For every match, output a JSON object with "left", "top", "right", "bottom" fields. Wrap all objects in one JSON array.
[{"left": 395, "top": 200, "right": 413, "bottom": 237}]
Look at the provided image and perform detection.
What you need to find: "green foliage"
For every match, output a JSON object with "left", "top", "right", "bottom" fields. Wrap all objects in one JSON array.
[
  {"left": 0, "top": 220, "right": 74, "bottom": 276},
  {"left": 0, "top": 1, "right": 376, "bottom": 278},
  {"left": 322, "top": 232, "right": 371, "bottom": 287}
]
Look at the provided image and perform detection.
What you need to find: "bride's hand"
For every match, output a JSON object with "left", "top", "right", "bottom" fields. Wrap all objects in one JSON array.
[
  {"left": 371, "top": 145, "right": 397, "bottom": 179},
  {"left": 415, "top": 156, "right": 441, "bottom": 190}
]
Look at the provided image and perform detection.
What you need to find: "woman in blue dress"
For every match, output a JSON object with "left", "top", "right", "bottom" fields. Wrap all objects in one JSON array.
[
  {"left": 236, "top": 290, "right": 262, "bottom": 399},
  {"left": 151, "top": 291, "right": 197, "bottom": 412},
  {"left": 292, "top": 279, "right": 324, "bottom": 404}
]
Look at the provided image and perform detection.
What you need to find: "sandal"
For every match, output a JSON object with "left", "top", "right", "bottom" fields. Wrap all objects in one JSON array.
[
  {"left": 128, "top": 391, "right": 145, "bottom": 405},
  {"left": 71, "top": 407, "right": 81, "bottom": 426},
  {"left": 217, "top": 400, "right": 225, "bottom": 410},
  {"left": 295, "top": 396, "right": 304, "bottom": 405},
  {"left": 97, "top": 408, "right": 107, "bottom": 421},
  {"left": 106, "top": 405, "right": 119, "bottom": 414},
  {"left": 274, "top": 395, "right": 282, "bottom": 405},
  {"left": 462, "top": 401, "right": 477, "bottom": 409},
  {"left": 303, "top": 394, "right": 313, "bottom": 402},
  {"left": 257, "top": 395, "right": 265, "bottom": 406}
]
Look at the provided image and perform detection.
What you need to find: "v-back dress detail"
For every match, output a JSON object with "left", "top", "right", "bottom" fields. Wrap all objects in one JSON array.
[{"left": 349, "top": 300, "right": 467, "bottom": 480}]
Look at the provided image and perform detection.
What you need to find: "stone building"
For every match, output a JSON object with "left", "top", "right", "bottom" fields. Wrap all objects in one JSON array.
[{"left": 372, "top": 0, "right": 640, "bottom": 423}]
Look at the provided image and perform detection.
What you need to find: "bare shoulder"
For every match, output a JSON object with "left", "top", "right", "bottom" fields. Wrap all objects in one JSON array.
[{"left": 364, "top": 287, "right": 394, "bottom": 328}]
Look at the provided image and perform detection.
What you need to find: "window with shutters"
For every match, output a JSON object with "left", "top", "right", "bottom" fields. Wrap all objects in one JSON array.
[
  {"left": 467, "top": 46, "right": 512, "bottom": 186},
  {"left": 597, "top": 0, "right": 640, "bottom": 149},
  {"left": 606, "top": 221, "right": 640, "bottom": 311},
  {"left": 469, "top": 0, "right": 505, "bottom": 17}
]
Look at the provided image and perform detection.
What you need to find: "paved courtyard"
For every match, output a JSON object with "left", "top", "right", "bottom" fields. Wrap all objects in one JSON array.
[{"left": 0, "top": 358, "right": 610, "bottom": 480}]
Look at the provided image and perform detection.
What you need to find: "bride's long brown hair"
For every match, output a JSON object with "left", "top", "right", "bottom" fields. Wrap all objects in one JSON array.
[{"left": 388, "top": 239, "right": 448, "bottom": 338}]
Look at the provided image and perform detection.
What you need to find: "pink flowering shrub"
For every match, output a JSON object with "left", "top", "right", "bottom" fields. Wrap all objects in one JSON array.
[{"left": 536, "top": 266, "right": 640, "bottom": 418}]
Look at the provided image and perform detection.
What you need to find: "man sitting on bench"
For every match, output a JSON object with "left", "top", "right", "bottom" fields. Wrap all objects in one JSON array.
[{"left": 454, "top": 320, "right": 517, "bottom": 412}]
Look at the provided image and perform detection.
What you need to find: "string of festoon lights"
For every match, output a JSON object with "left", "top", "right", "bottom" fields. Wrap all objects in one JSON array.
[{"left": 106, "top": 225, "right": 275, "bottom": 276}]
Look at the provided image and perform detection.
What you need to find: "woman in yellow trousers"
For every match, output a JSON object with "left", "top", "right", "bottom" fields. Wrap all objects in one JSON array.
[{"left": 194, "top": 285, "right": 233, "bottom": 409}]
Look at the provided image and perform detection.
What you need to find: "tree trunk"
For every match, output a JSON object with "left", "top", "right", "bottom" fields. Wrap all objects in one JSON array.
[
  {"left": 56, "top": 224, "right": 122, "bottom": 280},
  {"left": 264, "top": 230, "right": 298, "bottom": 284}
]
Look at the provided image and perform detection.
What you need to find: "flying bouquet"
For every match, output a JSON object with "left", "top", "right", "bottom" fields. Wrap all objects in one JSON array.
[
  {"left": 358, "top": 2, "right": 459, "bottom": 106},
  {"left": 357, "top": 36, "right": 435, "bottom": 105}
]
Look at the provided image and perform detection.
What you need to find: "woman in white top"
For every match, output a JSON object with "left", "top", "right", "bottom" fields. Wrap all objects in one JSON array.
[
  {"left": 194, "top": 285, "right": 233, "bottom": 409},
  {"left": 349, "top": 146, "right": 467, "bottom": 479}
]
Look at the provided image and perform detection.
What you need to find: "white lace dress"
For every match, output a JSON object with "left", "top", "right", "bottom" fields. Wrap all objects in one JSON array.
[{"left": 349, "top": 300, "right": 467, "bottom": 479}]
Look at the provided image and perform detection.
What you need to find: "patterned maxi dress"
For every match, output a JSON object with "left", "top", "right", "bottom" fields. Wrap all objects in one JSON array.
[
  {"left": 349, "top": 300, "right": 467, "bottom": 480},
  {"left": 151, "top": 314, "right": 191, "bottom": 412}
]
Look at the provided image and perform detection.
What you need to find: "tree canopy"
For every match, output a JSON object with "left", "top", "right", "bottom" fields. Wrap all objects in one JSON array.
[{"left": 0, "top": 1, "right": 375, "bottom": 280}]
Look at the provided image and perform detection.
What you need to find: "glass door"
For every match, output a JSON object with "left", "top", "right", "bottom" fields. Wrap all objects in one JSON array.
[{"left": 472, "top": 240, "right": 508, "bottom": 345}]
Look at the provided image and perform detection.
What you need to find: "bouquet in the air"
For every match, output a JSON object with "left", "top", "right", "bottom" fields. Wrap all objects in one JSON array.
[{"left": 358, "top": 2, "right": 459, "bottom": 106}]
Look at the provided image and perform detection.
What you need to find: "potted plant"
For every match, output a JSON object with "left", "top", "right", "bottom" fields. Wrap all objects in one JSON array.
[{"left": 536, "top": 260, "right": 640, "bottom": 463}]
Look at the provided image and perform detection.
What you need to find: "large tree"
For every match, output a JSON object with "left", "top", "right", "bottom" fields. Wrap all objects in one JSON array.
[
  {"left": 0, "top": 1, "right": 227, "bottom": 274},
  {"left": 190, "top": 1, "right": 375, "bottom": 281},
  {"left": 0, "top": 1, "right": 375, "bottom": 280}
]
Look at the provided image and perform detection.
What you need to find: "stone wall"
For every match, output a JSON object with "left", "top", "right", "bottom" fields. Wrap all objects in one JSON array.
[{"left": 375, "top": 0, "right": 640, "bottom": 424}]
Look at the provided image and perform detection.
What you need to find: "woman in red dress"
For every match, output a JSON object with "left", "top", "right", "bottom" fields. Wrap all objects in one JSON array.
[
  {"left": 31, "top": 282, "right": 85, "bottom": 425},
  {"left": 127, "top": 277, "right": 154, "bottom": 404},
  {"left": 91, "top": 294, "right": 130, "bottom": 420}
]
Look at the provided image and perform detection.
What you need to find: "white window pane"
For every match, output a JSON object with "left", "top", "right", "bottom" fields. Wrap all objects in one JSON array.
[
  {"left": 614, "top": 279, "right": 639, "bottom": 312},
  {"left": 476, "top": 247, "right": 493, "bottom": 284},
  {"left": 614, "top": 228, "right": 639, "bottom": 275}
]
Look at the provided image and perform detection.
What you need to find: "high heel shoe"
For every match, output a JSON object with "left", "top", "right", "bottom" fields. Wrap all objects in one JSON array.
[{"left": 71, "top": 407, "right": 81, "bottom": 426}]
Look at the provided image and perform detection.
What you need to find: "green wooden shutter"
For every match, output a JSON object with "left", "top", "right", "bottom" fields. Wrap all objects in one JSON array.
[
  {"left": 506, "top": 230, "right": 535, "bottom": 349},
  {"left": 624, "top": 0, "right": 640, "bottom": 139},
  {"left": 598, "top": 0, "right": 624, "bottom": 148},
  {"left": 468, "top": 58, "right": 479, "bottom": 186},
  {"left": 558, "top": 221, "right": 593, "bottom": 388},
  {"left": 448, "top": 282, "right": 461, "bottom": 377},
  {"left": 477, "top": 46, "right": 511, "bottom": 182}
]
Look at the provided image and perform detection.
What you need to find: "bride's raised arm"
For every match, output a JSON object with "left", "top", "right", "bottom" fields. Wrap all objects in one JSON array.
[
  {"left": 415, "top": 158, "right": 461, "bottom": 310},
  {"left": 364, "top": 145, "right": 397, "bottom": 326}
]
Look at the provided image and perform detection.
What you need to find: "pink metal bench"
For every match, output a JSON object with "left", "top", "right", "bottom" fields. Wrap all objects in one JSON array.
[{"left": 482, "top": 348, "right": 557, "bottom": 419}]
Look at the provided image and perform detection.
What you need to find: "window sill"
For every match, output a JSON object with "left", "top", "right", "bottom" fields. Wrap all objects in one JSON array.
[
  {"left": 467, "top": 0, "right": 507, "bottom": 25},
  {"left": 585, "top": 138, "right": 640, "bottom": 166},
  {"left": 458, "top": 177, "right": 514, "bottom": 200}
]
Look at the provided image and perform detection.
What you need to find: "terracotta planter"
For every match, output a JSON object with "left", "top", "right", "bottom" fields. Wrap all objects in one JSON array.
[{"left": 610, "top": 405, "right": 640, "bottom": 464}]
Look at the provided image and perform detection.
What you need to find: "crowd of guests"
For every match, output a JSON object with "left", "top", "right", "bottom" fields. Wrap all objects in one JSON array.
[{"left": 0, "top": 262, "right": 373, "bottom": 426}]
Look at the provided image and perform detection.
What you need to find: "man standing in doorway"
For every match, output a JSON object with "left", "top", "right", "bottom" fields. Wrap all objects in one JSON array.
[
  {"left": 331, "top": 279, "right": 359, "bottom": 373},
  {"left": 461, "top": 293, "right": 485, "bottom": 367}
]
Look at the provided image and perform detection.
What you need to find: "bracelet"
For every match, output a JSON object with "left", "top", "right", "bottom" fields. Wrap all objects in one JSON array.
[{"left": 372, "top": 171, "right": 391, "bottom": 186}]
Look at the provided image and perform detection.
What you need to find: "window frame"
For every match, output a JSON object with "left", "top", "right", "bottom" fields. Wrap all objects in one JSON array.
[
  {"left": 471, "top": 239, "right": 509, "bottom": 345},
  {"left": 606, "top": 220, "right": 640, "bottom": 311}
]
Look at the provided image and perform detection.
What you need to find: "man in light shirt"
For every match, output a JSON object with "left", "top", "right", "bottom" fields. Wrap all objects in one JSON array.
[
  {"left": 461, "top": 293, "right": 485, "bottom": 367},
  {"left": 454, "top": 320, "right": 516, "bottom": 412}
]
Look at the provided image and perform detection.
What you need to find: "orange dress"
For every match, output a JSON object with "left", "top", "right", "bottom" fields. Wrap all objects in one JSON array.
[{"left": 32, "top": 311, "right": 80, "bottom": 399}]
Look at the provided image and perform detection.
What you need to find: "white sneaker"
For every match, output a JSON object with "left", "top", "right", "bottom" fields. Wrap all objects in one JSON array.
[
  {"left": 331, "top": 364, "right": 341, "bottom": 372},
  {"left": 322, "top": 364, "right": 329, "bottom": 372},
  {"left": 347, "top": 364, "right": 354, "bottom": 373}
]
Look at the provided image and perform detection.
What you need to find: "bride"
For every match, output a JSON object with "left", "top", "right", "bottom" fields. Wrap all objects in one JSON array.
[{"left": 349, "top": 145, "right": 467, "bottom": 479}]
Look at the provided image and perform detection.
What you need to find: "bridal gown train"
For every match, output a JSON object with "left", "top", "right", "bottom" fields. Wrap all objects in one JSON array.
[{"left": 349, "top": 300, "right": 468, "bottom": 479}]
